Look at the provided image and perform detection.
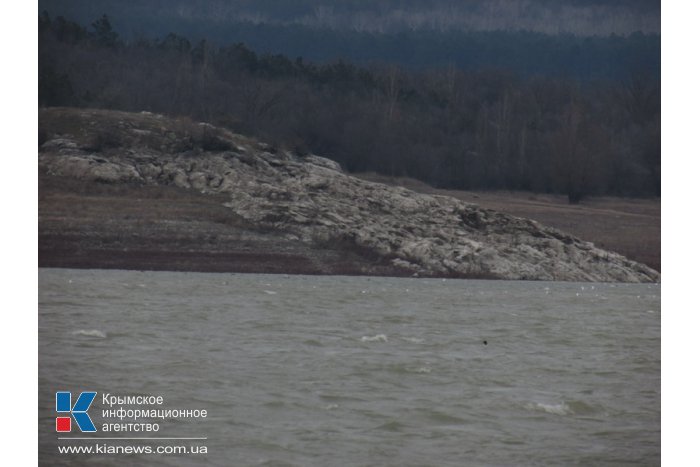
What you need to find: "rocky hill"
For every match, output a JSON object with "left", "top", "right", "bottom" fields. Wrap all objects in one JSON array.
[{"left": 39, "top": 108, "right": 659, "bottom": 282}]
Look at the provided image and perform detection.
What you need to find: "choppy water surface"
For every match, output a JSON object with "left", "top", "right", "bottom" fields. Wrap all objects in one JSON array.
[{"left": 39, "top": 269, "right": 660, "bottom": 466}]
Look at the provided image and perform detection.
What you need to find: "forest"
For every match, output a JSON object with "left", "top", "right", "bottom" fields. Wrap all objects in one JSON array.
[
  {"left": 39, "top": 0, "right": 661, "bottom": 37},
  {"left": 39, "top": 13, "right": 660, "bottom": 202},
  {"left": 39, "top": 0, "right": 660, "bottom": 80}
]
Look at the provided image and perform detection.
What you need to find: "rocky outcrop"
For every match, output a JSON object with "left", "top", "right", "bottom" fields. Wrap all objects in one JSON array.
[{"left": 39, "top": 108, "right": 659, "bottom": 282}]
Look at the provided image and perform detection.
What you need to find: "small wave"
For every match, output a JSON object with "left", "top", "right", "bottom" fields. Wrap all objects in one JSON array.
[
  {"left": 386, "top": 364, "right": 431, "bottom": 375},
  {"left": 318, "top": 393, "right": 364, "bottom": 403},
  {"left": 423, "top": 409, "right": 467, "bottom": 424},
  {"left": 526, "top": 401, "right": 572, "bottom": 416},
  {"left": 263, "top": 290, "right": 277, "bottom": 295},
  {"left": 323, "top": 404, "right": 339, "bottom": 410},
  {"left": 361, "top": 334, "right": 388, "bottom": 343},
  {"left": 72, "top": 329, "right": 107, "bottom": 339},
  {"left": 526, "top": 400, "right": 597, "bottom": 416}
]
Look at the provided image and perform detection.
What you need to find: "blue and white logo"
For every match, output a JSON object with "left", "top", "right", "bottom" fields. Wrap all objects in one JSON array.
[{"left": 56, "top": 391, "right": 97, "bottom": 432}]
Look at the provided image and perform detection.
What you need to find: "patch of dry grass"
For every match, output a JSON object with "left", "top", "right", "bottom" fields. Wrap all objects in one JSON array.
[{"left": 39, "top": 107, "right": 242, "bottom": 154}]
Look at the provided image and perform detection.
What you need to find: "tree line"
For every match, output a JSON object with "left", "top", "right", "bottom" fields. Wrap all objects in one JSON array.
[
  {"left": 39, "top": 14, "right": 660, "bottom": 201},
  {"left": 40, "top": 0, "right": 660, "bottom": 36}
]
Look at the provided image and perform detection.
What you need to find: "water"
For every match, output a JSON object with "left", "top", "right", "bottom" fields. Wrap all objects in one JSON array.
[{"left": 39, "top": 269, "right": 660, "bottom": 466}]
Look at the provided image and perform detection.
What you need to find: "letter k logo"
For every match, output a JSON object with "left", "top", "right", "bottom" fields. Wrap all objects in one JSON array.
[{"left": 56, "top": 392, "right": 97, "bottom": 432}]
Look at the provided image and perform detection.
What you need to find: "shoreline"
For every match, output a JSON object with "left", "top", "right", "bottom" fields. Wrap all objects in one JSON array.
[
  {"left": 38, "top": 173, "right": 657, "bottom": 283},
  {"left": 38, "top": 175, "right": 430, "bottom": 279},
  {"left": 37, "top": 265, "right": 659, "bottom": 285},
  {"left": 38, "top": 245, "right": 419, "bottom": 279}
]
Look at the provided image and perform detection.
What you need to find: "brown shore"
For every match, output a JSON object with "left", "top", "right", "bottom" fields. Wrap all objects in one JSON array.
[
  {"left": 39, "top": 171, "right": 660, "bottom": 277},
  {"left": 38, "top": 174, "right": 414, "bottom": 277}
]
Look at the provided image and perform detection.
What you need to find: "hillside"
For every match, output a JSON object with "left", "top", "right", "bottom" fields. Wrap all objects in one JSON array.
[
  {"left": 357, "top": 173, "right": 660, "bottom": 272},
  {"left": 38, "top": 108, "right": 658, "bottom": 282},
  {"left": 39, "top": 13, "right": 660, "bottom": 199}
]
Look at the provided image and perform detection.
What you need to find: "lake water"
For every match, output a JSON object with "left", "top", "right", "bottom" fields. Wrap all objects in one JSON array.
[{"left": 39, "top": 269, "right": 660, "bottom": 466}]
